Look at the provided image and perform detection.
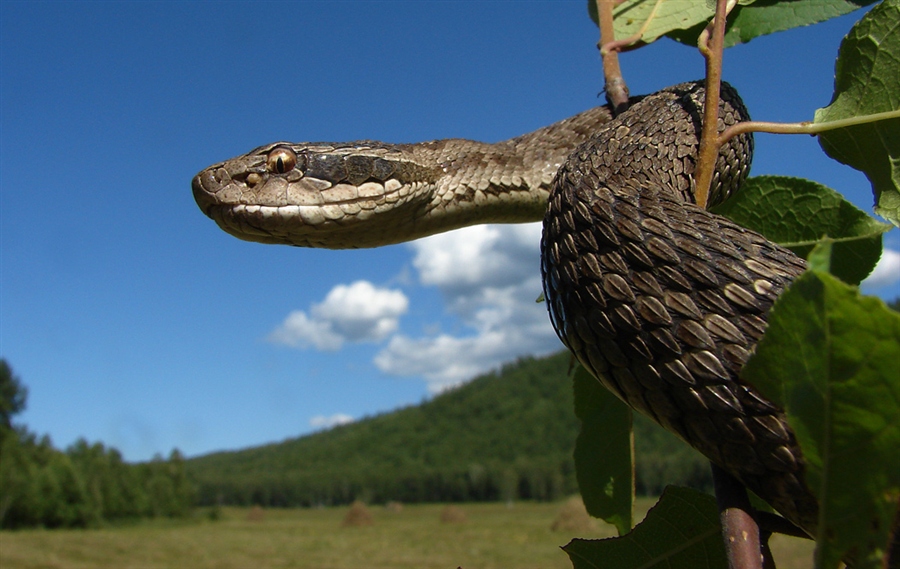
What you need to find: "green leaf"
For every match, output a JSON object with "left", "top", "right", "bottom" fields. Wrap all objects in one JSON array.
[
  {"left": 594, "top": 0, "right": 718, "bottom": 46},
  {"left": 725, "top": 0, "right": 875, "bottom": 46},
  {"left": 710, "top": 175, "right": 891, "bottom": 284},
  {"left": 741, "top": 271, "right": 900, "bottom": 568},
  {"left": 666, "top": 0, "right": 876, "bottom": 48},
  {"left": 588, "top": 0, "right": 874, "bottom": 49},
  {"left": 815, "top": 0, "right": 900, "bottom": 226},
  {"left": 572, "top": 364, "right": 634, "bottom": 535},
  {"left": 807, "top": 240, "right": 835, "bottom": 273},
  {"left": 563, "top": 486, "right": 727, "bottom": 569}
]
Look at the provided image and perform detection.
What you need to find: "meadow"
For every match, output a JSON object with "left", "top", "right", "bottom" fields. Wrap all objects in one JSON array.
[{"left": 0, "top": 499, "right": 815, "bottom": 569}]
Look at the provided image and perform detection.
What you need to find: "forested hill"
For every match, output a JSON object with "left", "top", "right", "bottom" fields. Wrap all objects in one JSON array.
[{"left": 186, "top": 351, "right": 712, "bottom": 508}]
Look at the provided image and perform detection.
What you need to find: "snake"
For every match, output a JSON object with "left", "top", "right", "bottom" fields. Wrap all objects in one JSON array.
[{"left": 192, "top": 81, "right": 821, "bottom": 537}]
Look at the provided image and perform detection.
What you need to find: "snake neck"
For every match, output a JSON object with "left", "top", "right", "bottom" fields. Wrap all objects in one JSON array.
[{"left": 192, "top": 105, "right": 619, "bottom": 249}]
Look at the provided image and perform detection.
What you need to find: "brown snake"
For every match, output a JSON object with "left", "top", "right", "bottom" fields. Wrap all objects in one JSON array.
[{"left": 193, "top": 81, "right": 820, "bottom": 536}]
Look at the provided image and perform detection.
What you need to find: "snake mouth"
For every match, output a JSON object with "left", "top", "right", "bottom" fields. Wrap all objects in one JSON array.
[
  {"left": 201, "top": 203, "right": 344, "bottom": 248},
  {"left": 196, "top": 186, "right": 431, "bottom": 250},
  {"left": 192, "top": 161, "right": 435, "bottom": 248},
  {"left": 205, "top": 202, "right": 420, "bottom": 249}
]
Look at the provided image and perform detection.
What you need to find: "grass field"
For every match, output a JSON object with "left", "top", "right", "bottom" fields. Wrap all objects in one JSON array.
[{"left": 1, "top": 500, "right": 814, "bottom": 569}]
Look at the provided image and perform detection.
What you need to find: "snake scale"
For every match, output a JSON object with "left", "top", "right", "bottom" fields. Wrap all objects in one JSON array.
[{"left": 193, "top": 81, "right": 820, "bottom": 536}]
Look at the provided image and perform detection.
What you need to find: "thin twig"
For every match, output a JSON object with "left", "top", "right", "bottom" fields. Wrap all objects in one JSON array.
[
  {"left": 600, "top": 0, "right": 662, "bottom": 55},
  {"left": 712, "top": 463, "right": 764, "bottom": 569},
  {"left": 693, "top": 0, "right": 732, "bottom": 209},
  {"left": 718, "top": 109, "right": 900, "bottom": 145},
  {"left": 698, "top": 0, "right": 737, "bottom": 58},
  {"left": 602, "top": 32, "right": 645, "bottom": 55},
  {"left": 596, "top": 0, "right": 629, "bottom": 113}
]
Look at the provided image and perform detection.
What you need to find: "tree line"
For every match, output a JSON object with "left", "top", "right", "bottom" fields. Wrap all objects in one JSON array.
[
  {"left": 0, "top": 359, "right": 193, "bottom": 529},
  {"left": 186, "top": 351, "right": 716, "bottom": 508}
]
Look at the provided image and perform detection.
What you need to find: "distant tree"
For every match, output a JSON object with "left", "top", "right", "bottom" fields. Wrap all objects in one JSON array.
[
  {"left": 889, "top": 296, "right": 900, "bottom": 312},
  {"left": 0, "top": 359, "right": 27, "bottom": 431},
  {"left": 0, "top": 360, "right": 195, "bottom": 528},
  {"left": 0, "top": 428, "right": 37, "bottom": 525},
  {"left": 0, "top": 360, "right": 34, "bottom": 526},
  {"left": 145, "top": 453, "right": 176, "bottom": 517},
  {"left": 36, "top": 451, "right": 93, "bottom": 528},
  {"left": 166, "top": 449, "right": 194, "bottom": 517}
]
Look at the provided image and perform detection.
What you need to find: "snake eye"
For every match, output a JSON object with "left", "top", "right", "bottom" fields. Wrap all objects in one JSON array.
[{"left": 266, "top": 147, "right": 297, "bottom": 174}]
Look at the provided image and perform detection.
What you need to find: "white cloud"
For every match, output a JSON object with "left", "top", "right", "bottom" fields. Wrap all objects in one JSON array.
[
  {"left": 411, "top": 223, "right": 547, "bottom": 326},
  {"left": 375, "top": 323, "right": 560, "bottom": 394},
  {"left": 268, "top": 281, "right": 409, "bottom": 350},
  {"left": 267, "top": 223, "right": 564, "bottom": 391},
  {"left": 862, "top": 248, "right": 900, "bottom": 289},
  {"left": 269, "top": 310, "right": 344, "bottom": 350},
  {"left": 313, "top": 281, "right": 409, "bottom": 340},
  {"left": 374, "top": 223, "right": 563, "bottom": 392},
  {"left": 309, "top": 413, "right": 355, "bottom": 429},
  {"left": 413, "top": 223, "right": 542, "bottom": 294}
]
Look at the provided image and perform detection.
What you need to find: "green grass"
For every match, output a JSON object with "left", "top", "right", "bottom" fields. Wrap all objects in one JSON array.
[{"left": 0, "top": 500, "right": 815, "bottom": 569}]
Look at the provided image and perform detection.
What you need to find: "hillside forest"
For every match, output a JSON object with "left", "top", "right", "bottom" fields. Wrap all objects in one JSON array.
[{"left": 1, "top": 351, "right": 715, "bottom": 528}]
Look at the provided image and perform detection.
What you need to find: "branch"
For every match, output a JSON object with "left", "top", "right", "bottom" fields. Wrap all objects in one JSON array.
[
  {"left": 693, "top": 0, "right": 734, "bottom": 209},
  {"left": 712, "top": 463, "right": 764, "bottom": 569},
  {"left": 718, "top": 109, "right": 900, "bottom": 145},
  {"left": 596, "top": 0, "right": 630, "bottom": 113},
  {"left": 600, "top": 0, "right": 661, "bottom": 55}
]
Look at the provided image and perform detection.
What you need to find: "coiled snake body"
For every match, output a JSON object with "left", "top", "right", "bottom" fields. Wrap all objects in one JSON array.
[{"left": 193, "top": 81, "right": 818, "bottom": 535}]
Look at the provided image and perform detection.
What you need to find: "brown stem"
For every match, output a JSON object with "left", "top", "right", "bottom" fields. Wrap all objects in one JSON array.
[
  {"left": 717, "top": 108, "right": 900, "bottom": 145},
  {"left": 693, "top": 0, "right": 730, "bottom": 209},
  {"left": 712, "top": 463, "right": 764, "bottom": 569},
  {"left": 600, "top": 0, "right": 660, "bottom": 55},
  {"left": 596, "top": 0, "right": 629, "bottom": 114},
  {"left": 718, "top": 121, "right": 815, "bottom": 145},
  {"left": 602, "top": 33, "right": 645, "bottom": 55}
]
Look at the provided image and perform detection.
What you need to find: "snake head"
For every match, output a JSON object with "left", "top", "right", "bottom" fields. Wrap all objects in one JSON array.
[{"left": 192, "top": 141, "right": 440, "bottom": 249}]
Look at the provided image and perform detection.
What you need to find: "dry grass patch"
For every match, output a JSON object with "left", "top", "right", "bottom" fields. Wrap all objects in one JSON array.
[
  {"left": 550, "top": 496, "right": 595, "bottom": 533},
  {"left": 439, "top": 505, "right": 467, "bottom": 524},
  {"left": 245, "top": 505, "right": 266, "bottom": 522},
  {"left": 341, "top": 500, "right": 374, "bottom": 527},
  {"left": 0, "top": 500, "right": 816, "bottom": 569}
]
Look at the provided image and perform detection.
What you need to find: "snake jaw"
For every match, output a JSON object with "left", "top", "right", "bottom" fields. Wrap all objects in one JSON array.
[{"left": 192, "top": 145, "right": 437, "bottom": 248}]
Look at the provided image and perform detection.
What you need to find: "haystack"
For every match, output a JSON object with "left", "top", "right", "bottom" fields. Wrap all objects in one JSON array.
[
  {"left": 385, "top": 500, "right": 404, "bottom": 513},
  {"left": 342, "top": 500, "right": 374, "bottom": 527},
  {"left": 439, "top": 505, "right": 467, "bottom": 523},
  {"left": 246, "top": 505, "right": 265, "bottom": 522},
  {"left": 550, "top": 496, "right": 596, "bottom": 532}
]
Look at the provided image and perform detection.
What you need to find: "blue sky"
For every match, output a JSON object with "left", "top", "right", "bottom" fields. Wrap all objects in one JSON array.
[{"left": 1, "top": 2, "right": 897, "bottom": 462}]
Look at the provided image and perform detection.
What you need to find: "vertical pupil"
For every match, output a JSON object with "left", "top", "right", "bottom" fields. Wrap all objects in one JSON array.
[{"left": 276, "top": 156, "right": 285, "bottom": 172}]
